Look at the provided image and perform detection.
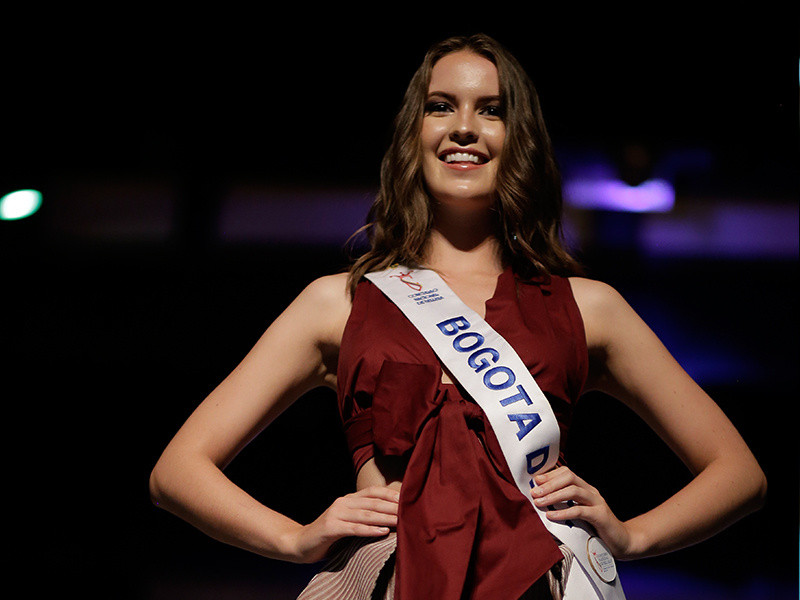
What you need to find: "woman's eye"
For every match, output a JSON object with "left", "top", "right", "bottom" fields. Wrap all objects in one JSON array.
[
  {"left": 425, "top": 101, "right": 451, "bottom": 114},
  {"left": 482, "top": 104, "right": 504, "bottom": 118}
]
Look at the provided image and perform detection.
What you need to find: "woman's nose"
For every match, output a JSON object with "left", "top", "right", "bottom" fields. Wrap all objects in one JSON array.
[{"left": 449, "top": 112, "right": 478, "bottom": 145}]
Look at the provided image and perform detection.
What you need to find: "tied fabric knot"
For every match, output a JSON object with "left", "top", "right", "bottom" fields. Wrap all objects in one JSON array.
[{"left": 371, "top": 361, "right": 562, "bottom": 600}]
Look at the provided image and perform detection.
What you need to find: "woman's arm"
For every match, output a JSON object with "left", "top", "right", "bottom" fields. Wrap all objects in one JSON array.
[
  {"left": 149, "top": 274, "right": 398, "bottom": 563},
  {"left": 532, "top": 277, "right": 766, "bottom": 560}
]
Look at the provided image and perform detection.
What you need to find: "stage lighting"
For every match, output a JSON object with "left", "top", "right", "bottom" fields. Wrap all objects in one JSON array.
[
  {"left": 563, "top": 177, "right": 675, "bottom": 213},
  {"left": 0, "top": 189, "right": 42, "bottom": 220}
]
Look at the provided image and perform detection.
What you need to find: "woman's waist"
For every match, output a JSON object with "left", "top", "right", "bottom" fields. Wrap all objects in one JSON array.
[{"left": 356, "top": 456, "right": 405, "bottom": 493}]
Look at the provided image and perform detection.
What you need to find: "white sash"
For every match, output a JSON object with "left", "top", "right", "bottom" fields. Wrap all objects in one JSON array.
[{"left": 366, "top": 265, "right": 625, "bottom": 600}]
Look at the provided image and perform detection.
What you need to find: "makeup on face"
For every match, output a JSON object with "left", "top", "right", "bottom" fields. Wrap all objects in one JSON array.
[{"left": 421, "top": 51, "right": 506, "bottom": 211}]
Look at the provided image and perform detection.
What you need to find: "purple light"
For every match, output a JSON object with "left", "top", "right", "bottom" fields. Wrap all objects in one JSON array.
[
  {"left": 218, "top": 187, "right": 375, "bottom": 245},
  {"left": 638, "top": 200, "right": 799, "bottom": 259},
  {"left": 564, "top": 177, "right": 675, "bottom": 213}
]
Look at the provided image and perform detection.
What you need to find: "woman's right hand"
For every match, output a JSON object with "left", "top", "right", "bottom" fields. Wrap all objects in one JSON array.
[{"left": 288, "top": 486, "right": 400, "bottom": 563}]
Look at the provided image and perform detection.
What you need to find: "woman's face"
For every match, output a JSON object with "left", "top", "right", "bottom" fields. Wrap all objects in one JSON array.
[{"left": 421, "top": 50, "right": 505, "bottom": 213}]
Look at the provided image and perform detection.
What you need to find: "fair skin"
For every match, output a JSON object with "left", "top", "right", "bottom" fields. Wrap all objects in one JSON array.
[
  {"left": 149, "top": 50, "right": 765, "bottom": 567},
  {"left": 421, "top": 50, "right": 505, "bottom": 221}
]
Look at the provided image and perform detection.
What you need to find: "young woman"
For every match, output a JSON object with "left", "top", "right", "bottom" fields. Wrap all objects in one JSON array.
[{"left": 150, "top": 34, "right": 766, "bottom": 599}]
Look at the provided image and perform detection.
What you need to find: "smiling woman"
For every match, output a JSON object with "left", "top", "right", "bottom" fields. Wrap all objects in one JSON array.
[
  {"left": 150, "top": 33, "right": 766, "bottom": 600},
  {"left": 420, "top": 51, "right": 506, "bottom": 215},
  {"left": 348, "top": 34, "right": 580, "bottom": 291}
]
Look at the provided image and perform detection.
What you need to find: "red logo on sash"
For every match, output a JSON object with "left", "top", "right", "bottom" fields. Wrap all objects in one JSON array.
[{"left": 391, "top": 270, "right": 423, "bottom": 291}]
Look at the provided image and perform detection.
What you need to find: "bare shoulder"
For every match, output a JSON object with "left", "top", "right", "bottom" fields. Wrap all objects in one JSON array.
[
  {"left": 567, "top": 276, "right": 626, "bottom": 312},
  {"left": 290, "top": 272, "right": 352, "bottom": 346},
  {"left": 568, "top": 276, "right": 689, "bottom": 402},
  {"left": 567, "top": 277, "right": 632, "bottom": 351},
  {"left": 300, "top": 272, "right": 351, "bottom": 310}
]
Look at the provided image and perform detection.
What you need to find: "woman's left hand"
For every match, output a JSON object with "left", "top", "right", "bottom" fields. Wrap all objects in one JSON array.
[{"left": 532, "top": 466, "right": 635, "bottom": 559}]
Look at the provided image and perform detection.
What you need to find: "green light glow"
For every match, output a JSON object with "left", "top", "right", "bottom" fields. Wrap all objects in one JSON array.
[{"left": 0, "top": 189, "right": 43, "bottom": 220}]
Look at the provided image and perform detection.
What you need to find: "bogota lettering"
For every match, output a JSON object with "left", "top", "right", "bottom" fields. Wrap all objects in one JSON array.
[{"left": 435, "top": 315, "right": 550, "bottom": 479}]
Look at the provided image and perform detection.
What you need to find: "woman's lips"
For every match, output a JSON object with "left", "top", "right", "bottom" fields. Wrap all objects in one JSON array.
[{"left": 438, "top": 149, "right": 489, "bottom": 169}]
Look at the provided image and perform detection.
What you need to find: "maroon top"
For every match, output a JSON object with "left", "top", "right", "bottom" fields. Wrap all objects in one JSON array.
[{"left": 338, "top": 267, "right": 588, "bottom": 600}]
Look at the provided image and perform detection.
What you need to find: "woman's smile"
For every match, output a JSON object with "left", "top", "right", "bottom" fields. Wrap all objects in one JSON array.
[
  {"left": 439, "top": 149, "right": 490, "bottom": 167},
  {"left": 421, "top": 50, "right": 505, "bottom": 211}
]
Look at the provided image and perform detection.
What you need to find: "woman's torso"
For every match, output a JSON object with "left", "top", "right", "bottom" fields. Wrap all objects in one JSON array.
[{"left": 329, "top": 266, "right": 590, "bottom": 493}]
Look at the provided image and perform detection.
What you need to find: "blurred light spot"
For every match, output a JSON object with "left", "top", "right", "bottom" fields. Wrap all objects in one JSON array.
[
  {"left": 218, "top": 186, "right": 375, "bottom": 246},
  {"left": 49, "top": 180, "right": 176, "bottom": 242},
  {"left": 0, "top": 189, "right": 42, "bottom": 220},
  {"left": 639, "top": 199, "right": 799, "bottom": 259},
  {"left": 563, "top": 178, "right": 675, "bottom": 212}
]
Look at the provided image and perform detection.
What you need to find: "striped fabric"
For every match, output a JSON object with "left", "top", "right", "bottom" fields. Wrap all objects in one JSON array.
[
  {"left": 296, "top": 533, "right": 574, "bottom": 600},
  {"left": 297, "top": 534, "right": 397, "bottom": 600}
]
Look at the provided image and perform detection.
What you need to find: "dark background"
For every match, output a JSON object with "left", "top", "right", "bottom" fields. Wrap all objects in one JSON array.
[{"left": 2, "top": 6, "right": 797, "bottom": 599}]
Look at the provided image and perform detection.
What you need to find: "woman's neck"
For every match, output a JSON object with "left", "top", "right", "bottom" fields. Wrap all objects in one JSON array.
[
  {"left": 421, "top": 222, "right": 505, "bottom": 319},
  {"left": 423, "top": 222, "right": 504, "bottom": 279}
]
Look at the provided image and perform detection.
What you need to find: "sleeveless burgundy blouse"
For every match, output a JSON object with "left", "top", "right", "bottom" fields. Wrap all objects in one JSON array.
[{"left": 337, "top": 267, "right": 588, "bottom": 599}]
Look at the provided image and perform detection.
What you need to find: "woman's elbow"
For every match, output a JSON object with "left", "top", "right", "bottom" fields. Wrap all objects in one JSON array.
[
  {"left": 149, "top": 456, "right": 175, "bottom": 509},
  {"left": 749, "top": 466, "right": 768, "bottom": 513},
  {"left": 149, "top": 463, "right": 165, "bottom": 507},
  {"left": 735, "top": 453, "right": 768, "bottom": 515}
]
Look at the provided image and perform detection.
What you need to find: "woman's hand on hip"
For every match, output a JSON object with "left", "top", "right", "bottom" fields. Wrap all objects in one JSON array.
[
  {"left": 287, "top": 486, "right": 399, "bottom": 563},
  {"left": 532, "top": 466, "right": 635, "bottom": 559}
]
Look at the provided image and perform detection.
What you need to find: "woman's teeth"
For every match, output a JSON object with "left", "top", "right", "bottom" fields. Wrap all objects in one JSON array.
[{"left": 443, "top": 152, "right": 481, "bottom": 164}]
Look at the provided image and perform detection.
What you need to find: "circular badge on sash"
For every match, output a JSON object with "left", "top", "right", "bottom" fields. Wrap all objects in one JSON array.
[{"left": 586, "top": 536, "right": 617, "bottom": 583}]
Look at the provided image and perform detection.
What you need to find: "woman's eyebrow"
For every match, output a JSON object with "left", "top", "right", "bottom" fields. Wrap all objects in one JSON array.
[
  {"left": 426, "top": 91, "right": 502, "bottom": 104},
  {"left": 426, "top": 91, "right": 456, "bottom": 102}
]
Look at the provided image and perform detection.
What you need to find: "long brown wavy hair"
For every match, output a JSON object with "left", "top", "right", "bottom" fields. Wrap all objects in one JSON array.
[{"left": 347, "top": 34, "right": 582, "bottom": 295}]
